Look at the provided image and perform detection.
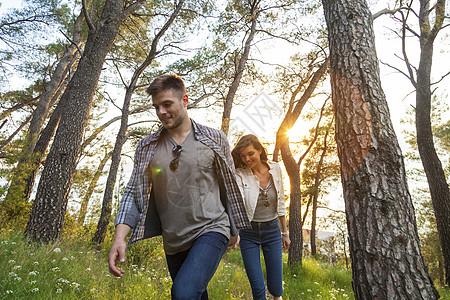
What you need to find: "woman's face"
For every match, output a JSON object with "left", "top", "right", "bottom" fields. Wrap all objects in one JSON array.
[{"left": 239, "top": 144, "right": 262, "bottom": 170}]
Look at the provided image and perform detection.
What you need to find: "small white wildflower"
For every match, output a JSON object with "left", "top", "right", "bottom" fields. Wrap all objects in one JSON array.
[
  {"left": 8, "top": 259, "right": 16, "bottom": 264},
  {"left": 314, "top": 281, "right": 319, "bottom": 285},
  {"left": 33, "top": 261, "right": 39, "bottom": 265},
  {"left": 71, "top": 282, "right": 80, "bottom": 288},
  {"left": 106, "top": 274, "right": 111, "bottom": 277},
  {"left": 307, "top": 289, "right": 312, "bottom": 292},
  {"left": 14, "top": 277, "right": 22, "bottom": 282},
  {"left": 5, "top": 290, "right": 13, "bottom": 294},
  {"left": 70, "top": 255, "right": 75, "bottom": 260},
  {"left": 56, "top": 288, "right": 62, "bottom": 293},
  {"left": 90, "top": 288, "right": 97, "bottom": 292},
  {"left": 85, "top": 267, "right": 91, "bottom": 271},
  {"left": 53, "top": 248, "right": 61, "bottom": 253},
  {"left": 62, "top": 257, "right": 68, "bottom": 261},
  {"left": 11, "top": 242, "right": 16, "bottom": 245},
  {"left": 29, "top": 271, "right": 39, "bottom": 276},
  {"left": 343, "top": 293, "right": 348, "bottom": 298},
  {"left": 30, "top": 288, "right": 39, "bottom": 293},
  {"left": 52, "top": 259, "right": 56, "bottom": 263},
  {"left": 9, "top": 272, "right": 17, "bottom": 277},
  {"left": 13, "top": 265, "right": 22, "bottom": 270},
  {"left": 293, "top": 274, "right": 297, "bottom": 277},
  {"left": 51, "top": 267, "right": 60, "bottom": 272},
  {"left": 30, "top": 280, "right": 37, "bottom": 285},
  {"left": 57, "top": 278, "right": 70, "bottom": 284}
]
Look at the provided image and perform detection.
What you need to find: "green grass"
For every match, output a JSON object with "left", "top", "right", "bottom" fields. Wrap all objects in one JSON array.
[{"left": 1, "top": 229, "right": 448, "bottom": 299}]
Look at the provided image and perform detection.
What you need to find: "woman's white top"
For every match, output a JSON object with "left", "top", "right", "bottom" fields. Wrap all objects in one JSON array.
[{"left": 235, "top": 161, "right": 287, "bottom": 222}]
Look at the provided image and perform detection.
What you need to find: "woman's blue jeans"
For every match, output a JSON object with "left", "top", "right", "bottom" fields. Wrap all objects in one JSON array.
[
  {"left": 165, "top": 231, "right": 228, "bottom": 300},
  {"left": 239, "top": 218, "right": 283, "bottom": 300}
]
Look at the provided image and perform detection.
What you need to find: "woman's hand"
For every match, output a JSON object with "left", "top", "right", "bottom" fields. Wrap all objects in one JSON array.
[
  {"left": 282, "top": 234, "right": 291, "bottom": 250},
  {"left": 228, "top": 234, "right": 240, "bottom": 249}
]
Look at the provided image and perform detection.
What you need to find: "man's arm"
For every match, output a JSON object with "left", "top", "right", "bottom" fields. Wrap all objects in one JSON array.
[
  {"left": 217, "top": 130, "right": 246, "bottom": 248},
  {"left": 108, "top": 224, "right": 132, "bottom": 277}
]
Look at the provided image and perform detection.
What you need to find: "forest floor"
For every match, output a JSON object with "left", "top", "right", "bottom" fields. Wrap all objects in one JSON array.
[{"left": 0, "top": 228, "right": 448, "bottom": 299}]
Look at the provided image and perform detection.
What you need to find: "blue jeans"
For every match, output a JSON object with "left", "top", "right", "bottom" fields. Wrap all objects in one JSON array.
[
  {"left": 165, "top": 231, "right": 228, "bottom": 300},
  {"left": 239, "top": 219, "right": 283, "bottom": 300}
]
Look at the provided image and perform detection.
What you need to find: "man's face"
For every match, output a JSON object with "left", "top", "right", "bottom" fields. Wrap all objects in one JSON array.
[{"left": 152, "top": 89, "right": 188, "bottom": 130}]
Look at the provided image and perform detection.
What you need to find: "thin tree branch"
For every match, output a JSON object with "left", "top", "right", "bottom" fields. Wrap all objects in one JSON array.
[
  {"left": 82, "top": 0, "right": 95, "bottom": 30},
  {"left": 0, "top": 114, "right": 33, "bottom": 151},
  {"left": 120, "top": 0, "right": 147, "bottom": 20},
  {"left": 372, "top": 7, "right": 405, "bottom": 20}
]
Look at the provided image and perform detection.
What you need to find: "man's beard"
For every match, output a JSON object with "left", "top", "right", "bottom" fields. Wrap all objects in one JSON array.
[{"left": 165, "top": 114, "right": 185, "bottom": 130}]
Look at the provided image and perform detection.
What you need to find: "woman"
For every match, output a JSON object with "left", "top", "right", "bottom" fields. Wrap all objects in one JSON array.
[{"left": 232, "top": 134, "right": 290, "bottom": 300}]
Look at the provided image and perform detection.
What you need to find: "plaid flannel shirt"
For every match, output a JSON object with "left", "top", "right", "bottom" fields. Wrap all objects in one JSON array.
[{"left": 115, "top": 119, "right": 251, "bottom": 246}]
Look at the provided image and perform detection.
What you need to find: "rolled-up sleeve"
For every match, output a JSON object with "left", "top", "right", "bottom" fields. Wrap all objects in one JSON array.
[
  {"left": 115, "top": 142, "right": 142, "bottom": 228},
  {"left": 218, "top": 132, "right": 251, "bottom": 230},
  {"left": 275, "top": 163, "right": 287, "bottom": 217}
]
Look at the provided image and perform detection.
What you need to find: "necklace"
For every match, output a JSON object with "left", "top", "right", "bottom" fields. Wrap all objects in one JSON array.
[{"left": 259, "top": 178, "right": 273, "bottom": 208}]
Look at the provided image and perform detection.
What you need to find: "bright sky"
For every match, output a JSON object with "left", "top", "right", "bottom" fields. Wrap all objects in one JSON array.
[{"left": 0, "top": 0, "right": 22, "bottom": 11}]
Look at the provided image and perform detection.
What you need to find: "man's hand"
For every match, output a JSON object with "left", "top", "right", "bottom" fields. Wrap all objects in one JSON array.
[
  {"left": 108, "top": 224, "right": 131, "bottom": 277},
  {"left": 227, "top": 234, "right": 240, "bottom": 249},
  {"left": 108, "top": 239, "right": 127, "bottom": 277}
]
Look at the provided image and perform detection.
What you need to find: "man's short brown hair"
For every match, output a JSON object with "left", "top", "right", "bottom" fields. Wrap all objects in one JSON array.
[{"left": 146, "top": 74, "right": 186, "bottom": 99}]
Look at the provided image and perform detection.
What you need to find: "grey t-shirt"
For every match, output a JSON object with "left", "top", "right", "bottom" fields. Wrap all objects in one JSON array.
[
  {"left": 150, "top": 129, "right": 230, "bottom": 254},
  {"left": 252, "top": 177, "right": 278, "bottom": 222}
]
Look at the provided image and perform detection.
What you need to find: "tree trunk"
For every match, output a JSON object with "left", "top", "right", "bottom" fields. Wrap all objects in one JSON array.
[
  {"left": 415, "top": 0, "right": 450, "bottom": 285},
  {"left": 311, "top": 125, "right": 330, "bottom": 256},
  {"left": 321, "top": 0, "right": 439, "bottom": 298},
  {"left": 2, "top": 12, "right": 84, "bottom": 220},
  {"left": 283, "top": 142, "right": 303, "bottom": 265},
  {"left": 24, "top": 0, "right": 143, "bottom": 244},
  {"left": 22, "top": 76, "right": 72, "bottom": 204},
  {"left": 220, "top": 6, "right": 257, "bottom": 135},
  {"left": 274, "top": 60, "right": 329, "bottom": 266},
  {"left": 310, "top": 191, "right": 317, "bottom": 257},
  {"left": 92, "top": 0, "right": 184, "bottom": 245},
  {"left": 77, "top": 151, "right": 112, "bottom": 225},
  {"left": 21, "top": 71, "right": 75, "bottom": 206}
]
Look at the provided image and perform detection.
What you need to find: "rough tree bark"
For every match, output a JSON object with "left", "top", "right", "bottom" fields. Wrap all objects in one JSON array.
[
  {"left": 24, "top": 0, "right": 145, "bottom": 244},
  {"left": 92, "top": 0, "right": 185, "bottom": 245},
  {"left": 321, "top": 0, "right": 439, "bottom": 298}
]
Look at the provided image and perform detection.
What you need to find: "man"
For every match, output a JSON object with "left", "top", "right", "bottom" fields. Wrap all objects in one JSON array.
[{"left": 108, "top": 74, "right": 250, "bottom": 299}]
